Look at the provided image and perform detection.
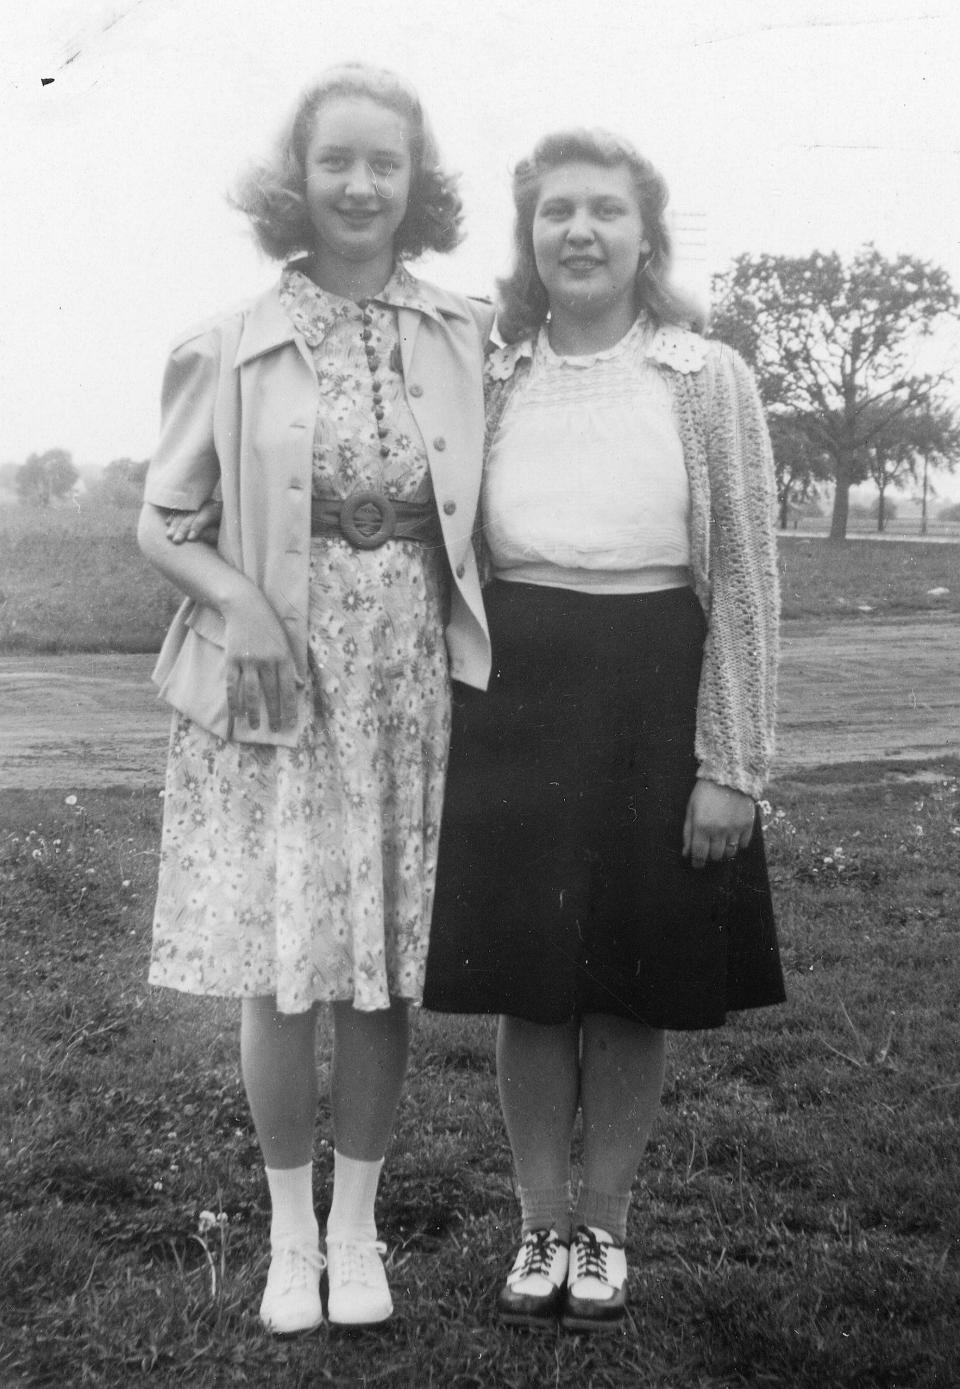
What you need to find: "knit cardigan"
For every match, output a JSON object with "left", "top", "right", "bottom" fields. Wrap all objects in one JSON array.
[{"left": 478, "top": 326, "right": 780, "bottom": 799}]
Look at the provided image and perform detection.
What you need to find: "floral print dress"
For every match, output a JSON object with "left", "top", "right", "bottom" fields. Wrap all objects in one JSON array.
[{"left": 148, "top": 265, "right": 451, "bottom": 1013}]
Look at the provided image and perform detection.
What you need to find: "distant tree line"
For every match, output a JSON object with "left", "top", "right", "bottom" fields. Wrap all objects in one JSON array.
[
  {"left": 1, "top": 451, "right": 148, "bottom": 507},
  {"left": 710, "top": 244, "right": 960, "bottom": 540}
]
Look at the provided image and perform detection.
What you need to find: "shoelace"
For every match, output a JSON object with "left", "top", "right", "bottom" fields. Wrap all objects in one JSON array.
[
  {"left": 329, "top": 1239, "right": 387, "bottom": 1286},
  {"left": 515, "top": 1229, "right": 562, "bottom": 1279},
  {"left": 571, "top": 1227, "right": 611, "bottom": 1282},
  {"left": 272, "top": 1245, "right": 325, "bottom": 1292}
]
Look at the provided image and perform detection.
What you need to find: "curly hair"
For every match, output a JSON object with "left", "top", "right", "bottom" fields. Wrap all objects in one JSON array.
[
  {"left": 230, "top": 63, "right": 463, "bottom": 262},
  {"left": 496, "top": 128, "right": 705, "bottom": 343}
]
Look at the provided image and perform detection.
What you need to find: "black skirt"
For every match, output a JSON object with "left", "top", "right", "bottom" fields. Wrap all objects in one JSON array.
[{"left": 423, "top": 581, "right": 785, "bottom": 1029}]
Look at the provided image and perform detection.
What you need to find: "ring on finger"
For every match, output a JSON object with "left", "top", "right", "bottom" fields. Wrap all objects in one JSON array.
[{"left": 723, "top": 841, "right": 738, "bottom": 857}]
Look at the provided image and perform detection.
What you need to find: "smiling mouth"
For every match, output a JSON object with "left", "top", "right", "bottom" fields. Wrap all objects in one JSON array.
[
  {"left": 338, "top": 209, "right": 379, "bottom": 225},
  {"left": 561, "top": 257, "right": 603, "bottom": 271}
]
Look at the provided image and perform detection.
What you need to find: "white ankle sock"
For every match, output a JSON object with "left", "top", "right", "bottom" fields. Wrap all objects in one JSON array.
[
  {"left": 265, "top": 1162, "right": 319, "bottom": 1249},
  {"left": 325, "top": 1151, "right": 383, "bottom": 1243}
]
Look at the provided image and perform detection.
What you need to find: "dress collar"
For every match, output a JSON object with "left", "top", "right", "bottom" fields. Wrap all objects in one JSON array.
[{"left": 279, "top": 261, "right": 447, "bottom": 347}]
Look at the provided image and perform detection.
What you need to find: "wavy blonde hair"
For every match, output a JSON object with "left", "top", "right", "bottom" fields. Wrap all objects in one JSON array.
[
  {"left": 497, "top": 128, "right": 704, "bottom": 343},
  {"left": 230, "top": 63, "right": 463, "bottom": 261}
]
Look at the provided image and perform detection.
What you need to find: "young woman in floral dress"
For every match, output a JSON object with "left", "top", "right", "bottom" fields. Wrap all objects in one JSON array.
[{"left": 138, "top": 64, "right": 490, "bottom": 1337}]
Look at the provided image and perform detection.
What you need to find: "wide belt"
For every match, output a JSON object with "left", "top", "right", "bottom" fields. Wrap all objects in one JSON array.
[{"left": 310, "top": 491, "right": 442, "bottom": 549}]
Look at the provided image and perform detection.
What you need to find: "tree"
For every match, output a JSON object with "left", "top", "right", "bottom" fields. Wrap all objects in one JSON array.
[
  {"left": 97, "top": 457, "right": 149, "bottom": 507},
  {"left": 767, "top": 412, "right": 832, "bottom": 529},
  {"left": 711, "top": 245, "right": 959, "bottom": 541},
  {"left": 859, "top": 402, "right": 960, "bottom": 531},
  {"left": 15, "top": 448, "right": 78, "bottom": 505}
]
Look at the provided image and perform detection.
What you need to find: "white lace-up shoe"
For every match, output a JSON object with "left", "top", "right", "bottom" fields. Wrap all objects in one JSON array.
[
  {"left": 259, "top": 1244, "right": 325, "bottom": 1335},
  {"left": 326, "top": 1238, "right": 393, "bottom": 1325},
  {"left": 562, "top": 1225, "right": 628, "bottom": 1330},
  {"left": 497, "top": 1228, "right": 570, "bottom": 1325}
]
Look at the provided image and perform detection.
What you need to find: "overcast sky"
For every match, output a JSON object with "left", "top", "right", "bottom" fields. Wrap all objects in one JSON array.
[{"left": 2, "top": 0, "right": 959, "bottom": 477}]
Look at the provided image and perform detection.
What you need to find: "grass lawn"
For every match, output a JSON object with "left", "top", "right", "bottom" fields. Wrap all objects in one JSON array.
[
  {"left": 2, "top": 502, "right": 959, "bottom": 654},
  {"left": 0, "top": 504, "right": 179, "bottom": 654},
  {"left": 2, "top": 766, "right": 958, "bottom": 1387}
]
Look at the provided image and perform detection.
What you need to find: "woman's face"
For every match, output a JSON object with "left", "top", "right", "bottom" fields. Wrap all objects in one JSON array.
[
  {"left": 304, "top": 96, "right": 412, "bottom": 272},
  {"left": 532, "top": 161, "right": 648, "bottom": 323}
]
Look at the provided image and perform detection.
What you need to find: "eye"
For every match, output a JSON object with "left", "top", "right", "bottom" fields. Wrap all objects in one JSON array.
[
  {"left": 316, "top": 154, "right": 348, "bottom": 171},
  {"left": 369, "top": 159, "right": 394, "bottom": 177},
  {"left": 537, "top": 202, "right": 570, "bottom": 221}
]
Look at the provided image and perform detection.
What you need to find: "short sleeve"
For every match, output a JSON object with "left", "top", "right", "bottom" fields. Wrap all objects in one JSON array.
[{"left": 142, "top": 329, "right": 223, "bottom": 511}]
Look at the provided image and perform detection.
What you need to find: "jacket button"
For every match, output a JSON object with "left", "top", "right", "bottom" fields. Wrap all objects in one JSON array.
[
  {"left": 433, "top": 436, "right": 446, "bottom": 451},
  {"left": 443, "top": 501, "right": 456, "bottom": 515},
  {"left": 409, "top": 384, "right": 423, "bottom": 398},
  {"left": 455, "top": 564, "right": 466, "bottom": 578}
]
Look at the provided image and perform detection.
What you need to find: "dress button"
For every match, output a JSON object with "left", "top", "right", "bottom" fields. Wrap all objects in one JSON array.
[
  {"left": 409, "top": 384, "right": 423, "bottom": 398},
  {"left": 433, "top": 437, "right": 446, "bottom": 451},
  {"left": 455, "top": 564, "right": 466, "bottom": 579},
  {"left": 443, "top": 501, "right": 456, "bottom": 515}
]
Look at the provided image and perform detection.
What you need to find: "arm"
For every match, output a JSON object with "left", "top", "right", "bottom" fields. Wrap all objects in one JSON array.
[
  {"left": 139, "top": 502, "right": 299, "bottom": 733},
  {"left": 140, "top": 328, "right": 298, "bottom": 733},
  {"left": 684, "top": 347, "right": 780, "bottom": 868}
]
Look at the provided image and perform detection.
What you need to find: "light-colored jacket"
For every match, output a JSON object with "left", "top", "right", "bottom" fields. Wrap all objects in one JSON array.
[
  {"left": 145, "top": 276, "right": 493, "bottom": 745},
  {"left": 483, "top": 326, "right": 780, "bottom": 798}
]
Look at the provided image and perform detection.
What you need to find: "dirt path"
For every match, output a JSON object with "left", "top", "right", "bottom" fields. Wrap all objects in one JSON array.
[{"left": 1, "top": 616, "right": 957, "bottom": 790}]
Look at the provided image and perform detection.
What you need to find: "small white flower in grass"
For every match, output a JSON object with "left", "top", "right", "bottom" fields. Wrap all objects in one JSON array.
[
  {"left": 64, "top": 795, "right": 77, "bottom": 806},
  {"left": 121, "top": 879, "right": 131, "bottom": 888}
]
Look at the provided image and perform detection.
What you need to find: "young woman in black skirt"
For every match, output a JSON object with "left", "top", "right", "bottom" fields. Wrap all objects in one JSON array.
[{"left": 422, "top": 129, "right": 785, "bottom": 1331}]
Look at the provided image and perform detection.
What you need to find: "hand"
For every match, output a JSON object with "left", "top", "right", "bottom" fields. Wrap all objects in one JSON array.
[
  {"left": 166, "top": 498, "right": 223, "bottom": 545},
  {"left": 682, "top": 779, "right": 755, "bottom": 870},
  {"left": 223, "top": 595, "right": 300, "bottom": 734}
]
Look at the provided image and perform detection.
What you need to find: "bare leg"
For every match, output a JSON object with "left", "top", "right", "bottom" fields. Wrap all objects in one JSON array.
[
  {"left": 241, "top": 996, "right": 319, "bottom": 1168},
  {"left": 496, "top": 1014, "right": 580, "bottom": 1190},
  {"left": 579, "top": 1014, "right": 666, "bottom": 1194},
  {"left": 330, "top": 998, "right": 410, "bottom": 1160}
]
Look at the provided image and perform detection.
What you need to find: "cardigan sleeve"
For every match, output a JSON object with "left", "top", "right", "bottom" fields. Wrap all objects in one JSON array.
[
  {"left": 143, "top": 327, "right": 224, "bottom": 512},
  {"left": 694, "top": 344, "right": 780, "bottom": 798}
]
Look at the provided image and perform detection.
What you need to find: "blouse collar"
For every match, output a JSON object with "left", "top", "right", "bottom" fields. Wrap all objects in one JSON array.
[{"left": 486, "top": 316, "right": 709, "bottom": 382}]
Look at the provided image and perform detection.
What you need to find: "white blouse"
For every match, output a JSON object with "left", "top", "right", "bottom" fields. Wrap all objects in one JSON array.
[{"left": 484, "top": 318, "right": 692, "bottom": 593}]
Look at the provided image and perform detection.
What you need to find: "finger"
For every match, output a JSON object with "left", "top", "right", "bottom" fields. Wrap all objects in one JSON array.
[
  {"left": 708, "top": 834, "right": 728, "bottom": 863},
  {"left": 259, "top": 663, "right": 281, "bottom": 732},
  {"left": 225, "top": 661, "right": 242, "bottom": 721},
  {"left": 681, "top": 795, "right": 695, "bottom": 857},
  {"left": 279, "top": 663, "right": 300, "bottom": 729},
  {"left": 688, "top": 826, "right": 709, "bottom": 870},
  {"left": 240, "top": 662, "right": 261, "bottom": 729},
  {"left": 165, "top": 514, "right": 192, "bottom": 545}
]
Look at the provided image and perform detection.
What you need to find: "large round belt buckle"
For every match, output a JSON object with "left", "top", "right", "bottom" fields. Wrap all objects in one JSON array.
[{"left": 340, "top": 491, "right": 397, "bottom": 549}]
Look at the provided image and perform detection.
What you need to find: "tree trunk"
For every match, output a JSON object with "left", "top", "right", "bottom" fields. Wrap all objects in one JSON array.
[
  {"left": 779, "top": 489, "right": 789, "bottom": 531},
  {"left": 828, "top": 467, "right": 852, "bottom": 542},
  {"left": 877, "top": 488, "right": 886, "bottom": 532}
]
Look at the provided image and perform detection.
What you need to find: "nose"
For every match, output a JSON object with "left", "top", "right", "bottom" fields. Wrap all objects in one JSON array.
[
  {"left": 344, "top": 160, "right": 377, "bottom": 200},
  {"left": 564, "top": 209, "right": 596, "bottom": 245}
]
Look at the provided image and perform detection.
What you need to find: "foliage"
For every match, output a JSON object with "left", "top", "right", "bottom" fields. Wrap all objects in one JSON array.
[
  {"left": 15, "top": 448, "right": 79, "bottom": 506},
  {"left": 768, "top": 413, "right": 832, "bottom": 528},
  {"left": 858, "top": 402, "right": 960, "bottom": 532},
  {"left": 2, "top": 770, "right": 960, "bottom": 1386},
  {"left": 711, "top": 245, "right": 959, "bottom": 541},
  {"left": 95, "top": 457, "right": 150, "bottom": 508}
]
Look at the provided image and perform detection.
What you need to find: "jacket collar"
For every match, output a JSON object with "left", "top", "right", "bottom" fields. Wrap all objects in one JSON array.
[{"left": 234, "top": 264, "right": 470, "bottom": 367}]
